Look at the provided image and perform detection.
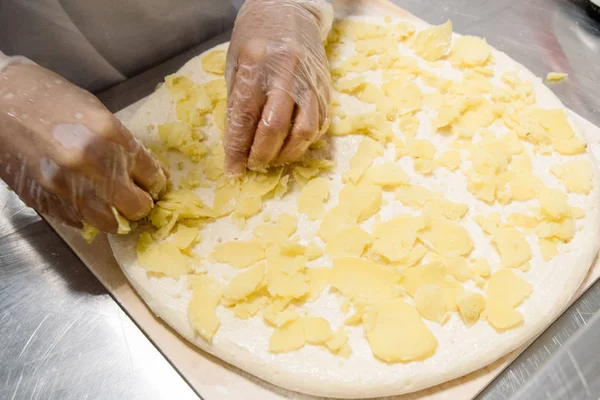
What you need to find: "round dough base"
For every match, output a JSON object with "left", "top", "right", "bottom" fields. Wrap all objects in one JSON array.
[{"left": 109, "top": 1, "right": 600, "bottom": 397}]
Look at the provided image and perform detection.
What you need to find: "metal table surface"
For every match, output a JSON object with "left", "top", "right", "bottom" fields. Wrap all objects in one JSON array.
[{"left": 1, "top": 1, "right": 599, "bottom": 399}]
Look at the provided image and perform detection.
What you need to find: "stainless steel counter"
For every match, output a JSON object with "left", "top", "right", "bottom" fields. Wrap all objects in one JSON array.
[{"left": 1, "top": 0, "right": 600, "bottom": 399}]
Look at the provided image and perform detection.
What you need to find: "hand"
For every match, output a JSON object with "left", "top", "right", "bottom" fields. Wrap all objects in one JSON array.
[
  {"left": 224, "top": 0, "right": 333, "bottom": 175},
  {"left": 0, "top": 62, "right": 167, "bottom": 232}
]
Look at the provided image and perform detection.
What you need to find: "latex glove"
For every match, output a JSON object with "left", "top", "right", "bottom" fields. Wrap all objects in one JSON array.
[
  {"left": 0, "top": 61, "right": 167, "bottom": 232},
  {"left": 224, "top": 0, "right": 333, "bottom": 175}
]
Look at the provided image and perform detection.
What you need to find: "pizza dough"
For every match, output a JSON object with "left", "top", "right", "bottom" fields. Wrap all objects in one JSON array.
[{"left": 108, "top": 0, "right": 600, "bottom": 397}]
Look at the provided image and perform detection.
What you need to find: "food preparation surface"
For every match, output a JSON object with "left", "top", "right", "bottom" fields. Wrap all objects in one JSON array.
[{"left": 1, "top": 0, "right": 599, "bottom": 399}]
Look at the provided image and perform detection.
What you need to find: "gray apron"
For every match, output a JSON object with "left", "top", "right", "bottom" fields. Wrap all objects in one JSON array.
[{"left": 0, "top": 0, "right": 239, "bottom": 92}]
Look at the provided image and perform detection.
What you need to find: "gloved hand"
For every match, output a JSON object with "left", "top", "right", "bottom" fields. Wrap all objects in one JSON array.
[
  {"left": 0, "top": 61, "right": 167, "bottom": 232},
  {"left": 224, "top": 0, "right": 334, "bottom": 175}
]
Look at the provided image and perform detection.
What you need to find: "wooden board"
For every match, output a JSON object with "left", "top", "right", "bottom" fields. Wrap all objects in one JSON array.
[
  {"left": 48, "top": 0, "right": 600, "bottom": 397},
  {"left": 47, "top": 209, "right": 600, "bottom": 400},
  {"left": 48, "top": 110, "right": 600, "bottom": 400}
]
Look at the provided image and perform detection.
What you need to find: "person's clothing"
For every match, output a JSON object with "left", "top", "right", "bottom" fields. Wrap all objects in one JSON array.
[{"left": 0, "top": 0, "right": 240, "bottom": 92}]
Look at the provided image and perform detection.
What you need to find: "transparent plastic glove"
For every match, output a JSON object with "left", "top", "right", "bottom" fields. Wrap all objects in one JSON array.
[
  {"left": 224, "top": 0, "right": 333, "bottom": 175},
  {"left": 0, "top": 61, "right": 168, "bottom": 232}
]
